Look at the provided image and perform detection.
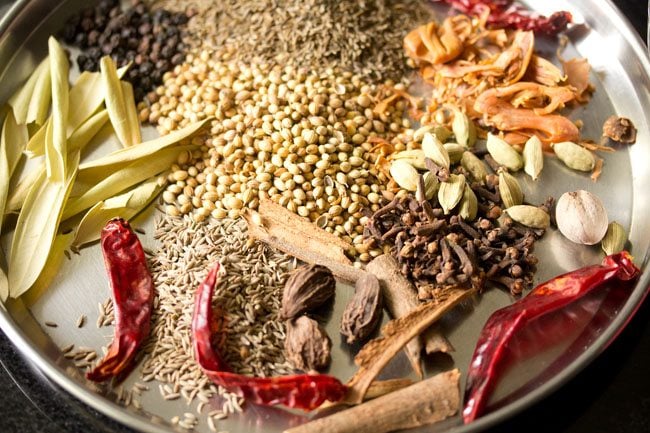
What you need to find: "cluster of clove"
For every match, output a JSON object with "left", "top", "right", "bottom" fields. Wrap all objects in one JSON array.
[{"left": 365, "top": 169, "right": 548, "bottom": 297}]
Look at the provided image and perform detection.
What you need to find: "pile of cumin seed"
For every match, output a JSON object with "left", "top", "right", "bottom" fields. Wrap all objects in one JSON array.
[
  {"left": 147, "top": 0, "right": 434, "bottom": 81},
  {"left": 131, "top": 214, "right": 296, "bottom": 427}
]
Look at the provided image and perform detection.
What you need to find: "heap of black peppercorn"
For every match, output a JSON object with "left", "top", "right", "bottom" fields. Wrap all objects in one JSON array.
[{"left": 61, "top": 0, "right": 189, "bottom": 101}]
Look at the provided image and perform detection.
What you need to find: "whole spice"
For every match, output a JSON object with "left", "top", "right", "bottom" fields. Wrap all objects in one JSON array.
[
  {"left": 192, "top": 263, "right": 347, "bottom": 410},
  {"left": 345, "top": 287, "right": 474, "bottom": 404},
  {"left": 452, "top": 109, "right": 476, "bottom": 148},
  {"left": 390, "top": 159, "right": 420, "bottom": 191},
  {"left": 438, "top": 0, "right": 572, "bottom": 36},
  {"left": 602, "top": 115, "right": 637, "bottom": 144},
  {"left": 486, "top": 134, "right": 523, "bottom": 172},
  {"left": 523, "top": 135, "right": 543, "bottom": 180},
  {"left": 86, "top": 218, "right": 154, "bottom": 382},
  {"left": 555, "top": 190, "right": 608, "bottom": 245},
  {"left": 280, "top": 264, "right": 336, "bottom": 320},
  {"left": 62, "top": 0, "right": 189, "bottom": 101},
  {"left": 285, "top": 369, "right": 460, "bottom": 433},
  {"left": 458, "top": 184, "right": 478, "bottom": 221},
  {"left": 285, "top": 316, "right": 332, "bottom": 372},
  {"left": 552, "top": 141, "right": 596, "bottom": 172},
  {"left": 438, "top": 174, "right": 466, "bottom": 214},
  {"left": 498, "top": 170, "right": 523, "bottom": 209},
  {"left": 505, "top": 205, "right": 550, "bottom": 229},
  {"left": 422, "top": 132, "right": 450, "bottom": 169},
  {"left": 461, "top": 151, "right": 488, "bottom": 184},
  {"left": 601, "top": 221, "right": 627, "bottom": 256},
  {"left": 341, "top": 273, "right": 384, "bottom": 344},
  {"left": 463, "top": 251, "right": 640, "bottom": 423}
]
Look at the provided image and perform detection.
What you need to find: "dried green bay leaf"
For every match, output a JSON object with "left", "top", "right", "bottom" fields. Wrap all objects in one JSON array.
[
  {"left": 523, "top": 135, "right": 543, "bottom": 180},
  {"left": 100, "top": 56, "right": 141, "bottom": 148},
  {"left": 601, "top": 221, "right": 627, "bottom": 256},
  {"left": 393, "top": 149, "right": 426, "bottom": 170},
  {"left": 552, "top": 141, "right": 595, "bottom": 172},
  {"left": 505, "top": 205, "right": 550, "bottom": 229},
  {"left": 77, "top": 117, "right": 211, "bottom": 185},
  {"left": 72, "top": 177, "right": 164, "bottom": 248},
  {"left": 498, "top": 169, "right": 523, "bottom": 209},
  {"left": 487, "top": 133, "right": 523, "bottom": 172},
  {"left": 47, "top": 36, "right": 69, "bottom": 182},
  {"left": 390, "top": 159, "right": 419, "bottom": 191},
  {"left": 0, "top": 109, "right": 28, "bottom": 228},
  {"left": 22, "top": 232, "right": 74, "bottom": 307},
  {"left": 63, "top": 145, "right": 194, "bottom": 220},
  {"left": 0, "top": 248, "right": 7, "bottom": 302},
  {"left": 438, "top": 174, "right": 466, "bottom": 214},
  {"left": 7, "top": 110, "right": 109, "bottom": 214},
  {"left": 9, "top": 166, "right": 78, "bottom": 298},
  {"left": 25, "top": 57, "right": 52, "bottom": 126},
  {"left": 422, "top": 132, "right": 450, "bottom": 169},
  {"left": 460, "top": 151, "right": 488, "bottom": 184},
  {"left": 8, "top": 57, "right": 48, "bottom": 125}
]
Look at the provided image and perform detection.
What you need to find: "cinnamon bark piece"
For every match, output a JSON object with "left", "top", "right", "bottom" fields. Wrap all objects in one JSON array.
[
  {"left": 344, "top": 287, "right": 474, "bottom": 404},
  {"left": 285, "top": 369, "right": 460, "bottom": 433},
  {"left": 243, "top": 199, "right": 366, "bottom": 283}
]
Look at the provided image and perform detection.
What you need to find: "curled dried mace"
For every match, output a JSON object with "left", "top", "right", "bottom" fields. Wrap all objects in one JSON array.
[
  {"left": 463, "top": 251, "right": 640, "bottom": 423},
  {"left": 86, "top": 218, "right": 153, "bottom": 382},
  {"left": 192, "top": 263, "right": 347, "bottom": 410}
]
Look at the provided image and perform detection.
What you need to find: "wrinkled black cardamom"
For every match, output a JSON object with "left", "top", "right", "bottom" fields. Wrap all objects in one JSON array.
[
  {"left": 280, "top": 264, "right": 335, "bottom": 320},
  {"left": 340, "top": 273, "right": 383, "bottom": 344},
  {"left": 285, "top": 316, "right": 331, "bottom": 372}
]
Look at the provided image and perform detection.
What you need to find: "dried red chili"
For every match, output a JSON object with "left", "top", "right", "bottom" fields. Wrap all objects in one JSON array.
[
  {"left": 437, "top": 0, "right": 572, "bottom": 36},
  {"left": 192, "top": 263, "right": 347, "bottom": 411},
  {"left": 463, "top": 251, "right": 640, "bottom": 423},
  {"left": 86, "top": 218, "right": 154, "bottom": 382}
]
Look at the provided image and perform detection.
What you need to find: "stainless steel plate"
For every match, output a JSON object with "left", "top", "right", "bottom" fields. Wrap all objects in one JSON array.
[{"left": 1, "top": 1, "right": 650, "bottom": 432}]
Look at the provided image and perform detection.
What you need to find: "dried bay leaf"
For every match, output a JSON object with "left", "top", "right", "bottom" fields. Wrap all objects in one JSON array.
[
  {"left": 8, "top": 57, "right": 47, "bottom": 125},
  {"left": 77, "top": 117, "right": 211, "bottom": 184},
  {"left": 121, "top": 80, "right": 142, "bottom": 144},
  {"left": 22, "top": 231, "right": 74, "bottom": 307},
  {"left": 72, "top": 177, "right": 164, "bottom": 248},
  {"left": 7, "top": 110, "right": 109, "bottom": 214},
  {"left": 25, "top": 57, "right": 52, "bottom": 126},
  {"left": 100, "top": 56, "right": 140, "bottom": 147},
  {"left": 9, "top": 167, "right": 78, "bottom": 298},
  {"left": 47, "top": 37, "right": 69, "bottom": 182},
  {"left": 63, "top": 145, "right": 194, "bottom": 220},
  {"left": 0, "top": 109, "right": 28, "bottom": 228}
]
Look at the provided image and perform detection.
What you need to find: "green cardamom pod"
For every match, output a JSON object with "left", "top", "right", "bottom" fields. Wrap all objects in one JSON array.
[
  {"left": 444, "top": 142, "right": 465, "bottom": 164},
  {"left": 461, "top": 151, "right": 488, "bottom": 184},
  {"left": 552, "top": 141, "right": 595, "bottom": 172},
  {"left": 498, "top": 169, "right": 523, "bottom": 209},
  {"left": 458, "top": 184, "right": 478, "bottom": 221},
  {"left": 423, "top": 171, "right": 439, "bottom": 201},
  {"left": 523, "top": 135, "right": 544, "bottom": 180},
  {"left": 413, "top": 124, "right": 451, "bottom": 143},
  {"left": 505, "top": 205, "right": 550, "bottom": 229},
  {"left": 601, "top": 221, "right": 627, "bottom": 255},
  {"left": 438, "top": 174, "right": 466, "bottom": 214},
  {"left": 422, "top": 132, "right": 450, "bottom": 169},
  {"left": 390, "top": 159, "right": 419, "bottom": 191},
  {"left": 452, "top": 109, "right": 476, "bottom": 148},
  {"left": 393, "top": 149, "right": 426, "bottom": 170},
  {"left": 487, "top": 133, "right": 524, "bottom": 172}
]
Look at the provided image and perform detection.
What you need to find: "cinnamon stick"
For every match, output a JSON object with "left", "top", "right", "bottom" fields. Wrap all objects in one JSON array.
[
  {"left": 243, "top": 199, "right": 366, "bottom": 283},
  {"left": 344, "top": 287, "right": 474, "bottom": 404},
  {"left": 285, "top": 369, "right": 460, "bottom": 433},
  {"left": 365, "top": 255, "right": 423, "bottom": 377}
]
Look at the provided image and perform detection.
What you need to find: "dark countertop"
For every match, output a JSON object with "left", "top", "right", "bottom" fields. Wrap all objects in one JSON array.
[{"left": 1, "top": 1, "right": 648, "bottom": 433}]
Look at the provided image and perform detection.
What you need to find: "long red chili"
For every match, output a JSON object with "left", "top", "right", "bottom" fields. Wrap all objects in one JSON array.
[
  {"left": 192, "top": 263, "right": 347, "bottom": 411},
  {"left": 437, "top": 0, "right": 572, "bottom": 36},
  {"left": 86, "top": 218, "right": 154, "bottom": 382},
  {"left": 463, "top": 251, "right": 640, "bottom": 423}
]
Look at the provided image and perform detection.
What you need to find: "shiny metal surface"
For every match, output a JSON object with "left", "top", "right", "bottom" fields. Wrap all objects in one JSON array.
[{"left": 1, "top": 1, "right": 650, "bottom": 432}]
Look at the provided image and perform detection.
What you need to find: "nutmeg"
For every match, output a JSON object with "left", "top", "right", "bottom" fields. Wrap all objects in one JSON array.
[{"left": 555, "top": 190, "right": 608, "bottom": 245}]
